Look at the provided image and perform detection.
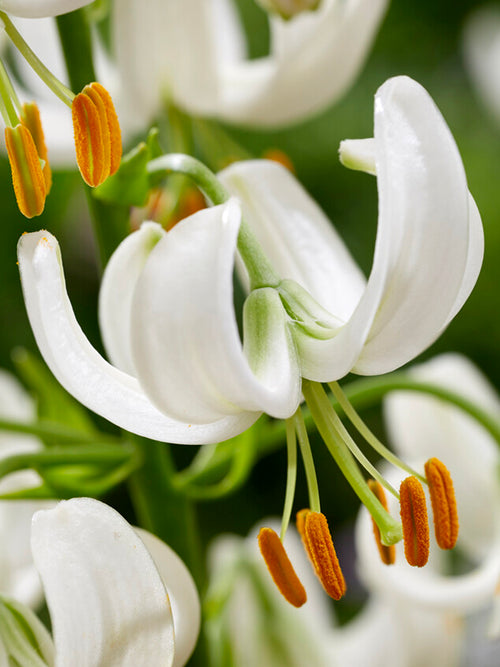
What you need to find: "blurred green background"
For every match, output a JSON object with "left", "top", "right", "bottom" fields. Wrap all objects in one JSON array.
[{"left": 0, "top": 0, "right": 498, "bottom": 622}]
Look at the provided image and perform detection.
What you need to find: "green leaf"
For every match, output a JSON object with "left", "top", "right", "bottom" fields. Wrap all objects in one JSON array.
[
  {"left": 93, "top": 128, "right": 164, "bottom": 207},
  {"left": 12, "top": 348, "right": 98, "bottom": 444}
]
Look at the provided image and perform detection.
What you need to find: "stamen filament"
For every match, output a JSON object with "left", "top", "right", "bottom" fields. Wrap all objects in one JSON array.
[
  {"left": 280, "top": 418, "right": 298, "bottom": 541},
  {"left": 258, "top": 527, "right": 307, "bottom": 607},
  {"left": 0, "top": 12, "right": 74, "bottom": 107},
  {"left": 0, "top": 60, "right": 20, "bottom": 126},
  {"left": 367, "top": 480, "right": 396, "bottom": 565},
  {"left": 328, "top": 381, "right": 427, "bottom": 485},
  {"left": 302, "top": 380, "right": 403, "bottom": 546},
  {"left": 293, "top": 408, "right": 320, "bottom": 514},
  {"left": 400, "top": 476, "right": 429, "bottom": 567},
  {"left": 424, "top": 458, "right": 459, "bottom": 550}
]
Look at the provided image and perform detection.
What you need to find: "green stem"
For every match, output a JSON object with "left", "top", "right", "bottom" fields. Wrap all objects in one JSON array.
[
  {"left": 147, "top": 153, "right": 280, "bottom": 289},
  {"left": 303, "top": 380, "right": 402, "bottom": 546},
  {"left": 328, "top": 380, "right": 427, "bottom": 484},
  {"left": 1, "top": 12, "right": 74, "bottom": 106},
  {"left": 0, "top": 418, "right": 117, "bottom": 443}
]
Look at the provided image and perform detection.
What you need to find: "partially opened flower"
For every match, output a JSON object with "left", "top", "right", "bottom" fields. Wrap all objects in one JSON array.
[
  {"left": 17, "top": 76, "right": 483, "bottom": 602},
  {"left": 0, "top": 369, "right": 54, "bottom": 608},
  {"left": 23, "top": 497, "right": 200, "bottom": 666},
  {"left": 355, "top": 354, "right": 500, "bottom": 632}
]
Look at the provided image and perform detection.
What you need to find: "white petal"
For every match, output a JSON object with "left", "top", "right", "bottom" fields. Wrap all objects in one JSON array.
[
  {"left": 339, "top": 138, "right": 377, "bottom": 175},
  {"left": 31, "top": 498, "right": 175, "bottom": 667},
  {"left": 99, "top": 222, "right": 165, "bottom": 375},
  {"left": 17, "top": 231, "right": 259, "bottom": 444},
  {"left": 463, "top": 7, "right": 500, "bottom": 125},
  {"left": 0, "top": 0, "right": 92, "bottom": 18},
  {"left": 216, "top": 0, "right": 388, "bottom": 126},
  {"left": 131, "top": 199, "right": 301, "bottom": 423},
  {"left": 219, "top": 159, "right": 366, "bottom": 320},
  {"left": 384, "top": 354, "right": 500, "bottom": 558},
  {"left": 136, "top": 529, "right": 200, "bottom": 667}
]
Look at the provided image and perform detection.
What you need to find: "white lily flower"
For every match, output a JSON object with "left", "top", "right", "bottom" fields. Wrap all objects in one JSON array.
[
  {"left": 29, "top": 497, "right": 200, "bottom": 666},
  {"left": 207, "top": 520, "right": 463, "bottom": 666},
  {"left": 17, "top": 76, "right": 482, "bottom": 443},
  {"left": 0, "top": 0, "right": 92, "bottom": 18},
  {"left": 18, "top": 201, "right": 301, "bottom": 443},
  {"left": 0, "top": 369, "right": 54, "bottom": 609},
  {"left": 463, "top": 6, "right": 500, "bottom": 126},
  {"left": 220, "top": 75, "right": 484, "bottom": 382},
  {"left": 355, "top": 354, "right": 500, "bottom": 624}
]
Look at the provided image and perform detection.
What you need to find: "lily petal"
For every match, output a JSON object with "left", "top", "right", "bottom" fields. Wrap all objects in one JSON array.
[
  {"left": 219, "top": 159, "right": 366, "bottom": 321},
  {"left": 99, "top": 222, "right": 165, "bottom": 375},
  {"left": 0, "top": 0, "right": 93, "bottom": 18},
  {"left": 31, "top": 498, "right": 175, "bottom": 667},
  {"left": 217, "top": 0, "right": 388, "bottom": 126},
  {"left": 17, "top": 230, "right": 259, "bottom": 444},
  {"left": 136, "top": 528, "right": 200, "bottom": 667},
  {"left": 131, "top": 199, "right": 301, "bottom": 423}
]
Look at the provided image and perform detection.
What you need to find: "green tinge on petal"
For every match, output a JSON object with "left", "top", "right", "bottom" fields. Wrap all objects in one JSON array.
[{"left": 0, "top": 595, "right": 54, "bottom": 667}]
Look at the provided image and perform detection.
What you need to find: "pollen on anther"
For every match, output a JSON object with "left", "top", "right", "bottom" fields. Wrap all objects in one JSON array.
[
  {"left": 20, "top": 102, "right": 52, "bottom": 193},
  {"left": 72, "top": 82, "right": 122, "bottom": 187},
  {"left": 258, "top": 527, "right": 307, "bottom": 608},
  {"left": 400, "top": 476, "right": 429, "bottom": 567},
  {"left": 5, "top": 124, "right": 46, "bottom": 219},
  {"left": 367, "top": 480, "right": 396, "bottom": 565},
  {"left": 424, "top": 458, "right": 459, "bottom": 550},
  {"left": 303, "top": 511, "right": 346, "bottom": 600}
]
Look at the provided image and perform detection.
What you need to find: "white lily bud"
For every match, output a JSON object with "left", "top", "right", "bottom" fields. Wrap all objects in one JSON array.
[
  {"left": 0, "top": 595, "right": 54, "bottom": 666},
  {"left": 255, "top": 0, "right": 321, "bottom": 20}
]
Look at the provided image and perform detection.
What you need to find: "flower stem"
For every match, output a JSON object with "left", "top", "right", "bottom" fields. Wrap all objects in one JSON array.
[
  {"left": 302, "top": 380, "right": 402, "bottom": 546},
  {"left": 0, "top": 11, "right": 74, "bottom": 106},
  {"left": 147, "top": 153, "right": 280, "bottom": 289}
]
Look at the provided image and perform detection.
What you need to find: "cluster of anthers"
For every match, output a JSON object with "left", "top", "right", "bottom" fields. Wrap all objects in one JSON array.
[
  {"left": 0, "top": 11, "right": 121, "bottom": 218},
  {"left": 257, "top": 384, "right": 459, "bottom": 607}
]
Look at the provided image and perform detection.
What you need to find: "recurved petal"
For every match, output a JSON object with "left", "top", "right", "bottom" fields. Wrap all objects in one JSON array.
[
  {"left": 131, "top": 199, "right": 301, "bottom": 424},
  {"left": 219, "top": 159, "right": 366, "bottom": 321},
  {"left": 137, "top": 529, "right": 200, "bottom": 667},
  {"left": 217, "top": 0, "right": 388, "bottom": 126},
  {"left": 31, "top": 499, "right": 176, "bottom": 667},
  {"left": 17, "top": 230, "right": 259, "bottom": 444},
  {"left": 0, "top": 0, "right": 93, "bottom": 17},
  {"left": 99, "top": 222, "right": 165, "bottom": 375},
  {"left": 352, "top": 76, "right": 481, "bottom": 375}
]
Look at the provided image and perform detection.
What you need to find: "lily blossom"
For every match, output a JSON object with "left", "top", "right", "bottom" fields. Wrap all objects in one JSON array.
[
  {"left": 0, "top": 369, "right": 54, "bottom": 609},
  {"left": 17, "top": 76, "right": 482, "bottom": 443},
  {"left": 355, "top": 354, "right": 500, "bottom": 629},
  {"left": 220, "top": 75, "right": 484, "bottom": 381},
  {"left": 463, "top": 6, "right": 500, "bottom": 126},
  {"left": 206, "top": 520, "right": 462, "bottom": 666},
  {"left": 0, "top": 0, "right": 92, "bottom": 18},
  {"left": 29, "top": 497, "right": 200, "bottom": 666}
]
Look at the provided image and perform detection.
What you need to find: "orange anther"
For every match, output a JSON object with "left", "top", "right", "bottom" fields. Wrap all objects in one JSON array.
[
  {"left": 72, "top": 82, "right": 122, "bottom": 187},
  {"left": 20, "top": 102, "right": 51, "bottom": 194},
  {"left": 5, "top": 124, "right": 46, "bottom": 218},
  {"left": 295, "top": 508, "right": 310, "bottom": 540},
  {"left": 303, "top": 511, "right": 346, "bottom": 600},
  {"left": 258, "top": 527, "right": 307, "bottom": 607},
  {"left": 367, "top": 480, "right": 396, "bottom": 565},
  {"left": 424, "top": 458, "right": 459, "bottom": 550},
  {"left": 262, "top": 148, "right": 295, "bottom": 174},
  {"left": 400, "top": 476, "right": 429, "bottom": 567}
]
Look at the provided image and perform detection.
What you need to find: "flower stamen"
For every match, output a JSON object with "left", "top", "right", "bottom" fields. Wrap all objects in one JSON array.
[
  {"left": 368, "top": 480, "right": 396, "bottom": 565},
  {"left": 5, "top": 124, "right": 45, "bottom": 218},
  {"left": 20, "top": 102, "right": 51, "bottom": 193},
  {"left": 302, "top": 511, "right": 346, "bottom": 600},
  {"left": 72, "top": 82, "right": 122, "bottom": 187},
  {"left": 258, "top": 527, "right": 307, "bottom": 607},
  {"left": 424, "top": 457, "right": 459, "bottom": 550},
  {"left": 400, "top": 476, "right": 429, "bottom": 567}
]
